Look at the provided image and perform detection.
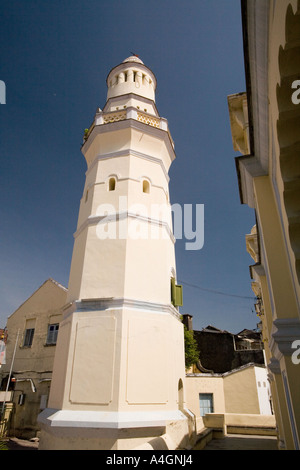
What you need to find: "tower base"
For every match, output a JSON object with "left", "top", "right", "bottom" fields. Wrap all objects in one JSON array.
[
  {"left": 38, "top": 408, "right": 195, "bottom": 450},
  {"left": 38, "top": 299, "right": 195, "bottom": 450}
]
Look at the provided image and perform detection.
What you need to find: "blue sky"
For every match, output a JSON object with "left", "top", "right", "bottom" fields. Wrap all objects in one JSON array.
[{"left": 0, "top": 0, "right": 257, "bottom": 333}]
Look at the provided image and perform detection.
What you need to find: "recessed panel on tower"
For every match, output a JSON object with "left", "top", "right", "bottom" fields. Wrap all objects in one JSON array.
[
  {"left": 69, "top": 315, "right": 116, "bottom": 405},
  {"left": 126, "top": 314, "right": 169, "bottom": 404}
]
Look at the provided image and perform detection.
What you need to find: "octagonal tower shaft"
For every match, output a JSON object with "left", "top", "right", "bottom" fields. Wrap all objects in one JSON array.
[{"left": 38, "top": 57, "right": 191, "bottom": 451}]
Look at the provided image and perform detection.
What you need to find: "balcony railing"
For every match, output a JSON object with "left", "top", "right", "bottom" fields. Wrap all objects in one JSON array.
[{"left": 83, "top": 107, "right": 174, "bottom": 147}]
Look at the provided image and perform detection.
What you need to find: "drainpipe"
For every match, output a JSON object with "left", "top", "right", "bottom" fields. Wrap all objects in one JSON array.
[
  {"left": 232, "top": 334, "right": 237, "bottom": 351},
  {"left": 15, "top": 379, "right": 36, "bottom": 393}
]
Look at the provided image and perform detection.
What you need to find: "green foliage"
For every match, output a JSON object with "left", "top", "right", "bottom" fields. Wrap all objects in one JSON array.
[
  {"left": 184, "top": 326, "right": 199, "bottom": 369},
  {"left": 0, "top": 439, "right": 9, "bottom": 450}
]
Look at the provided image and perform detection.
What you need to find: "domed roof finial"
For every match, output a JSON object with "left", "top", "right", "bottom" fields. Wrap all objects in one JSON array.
[{"left": 123, "top": 54, "right": 144, "bottom": 65}]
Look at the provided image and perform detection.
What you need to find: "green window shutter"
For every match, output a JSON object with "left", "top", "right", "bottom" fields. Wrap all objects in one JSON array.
[
  {"left": 175, "top": 284, "right": 183, "bottom": 306},
  {"left": 171, "top": 278, "right": 183, "bottom": 307}
]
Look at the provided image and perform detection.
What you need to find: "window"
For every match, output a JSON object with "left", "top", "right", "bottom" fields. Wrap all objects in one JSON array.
[
  {"left": 109, "top": 177, "right": 116, "bottom": 191},
  {"left": 46, "top": 324, "right": 59, "bottom": 345},
  {"left": 23, "top": 328, "right": 35, "bottom": 347},
  {"left": 142, "top": 179, "right": 150, "bottom": 194},
  {"left": 199, "top": 393, "right": 214, "bottom": 417},
  {"left": 171, "top": 277, "right": 183, "bottom": 307}
]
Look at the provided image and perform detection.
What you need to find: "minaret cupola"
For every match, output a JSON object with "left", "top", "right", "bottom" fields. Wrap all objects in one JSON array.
[{"left": 106, "top": 55, "right": 156, "bottom": 102}]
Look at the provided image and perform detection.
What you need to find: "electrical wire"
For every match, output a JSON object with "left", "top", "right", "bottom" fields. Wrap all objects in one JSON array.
[{"left": 178, "top": 280, "right": 255, "bottom": 301}]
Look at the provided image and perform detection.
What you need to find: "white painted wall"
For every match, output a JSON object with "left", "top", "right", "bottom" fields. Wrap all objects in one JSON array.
[{"left": 254, "top": 366, "right": 272, "bottom": 415}]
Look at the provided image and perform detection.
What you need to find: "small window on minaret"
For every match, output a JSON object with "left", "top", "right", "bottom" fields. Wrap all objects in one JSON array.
[
  {"left": 142, "top": 180, "right": 150, "bottom": 194},
  {"left": 109, "top": 177, "right": 116, "bottom": 191}
]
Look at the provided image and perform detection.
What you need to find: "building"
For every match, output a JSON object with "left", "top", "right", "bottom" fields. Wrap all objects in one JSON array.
[
  {"left": 38, "top": 56, "right": 193, "bottom": 450},
  {"left": 193, "top": 325, "right": 265, "bottom": 374},
  {"left": 182, "top": 314, "right": 265, "bottom": 375},
  {"left": 227, "top": 0, "right": 300, "bottom": 450},
  {"left": 182, "top": 315, "right": 274, "bottom": 436},
  {"left": 0, "top": 279, "right": 67, "bottom": 439},
  {"left": 186, "top": 363, "right": 275, "bottom": 435}
]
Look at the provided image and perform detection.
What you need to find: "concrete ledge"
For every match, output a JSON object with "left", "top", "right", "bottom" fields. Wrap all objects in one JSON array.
[
  {"left": 224, "top": 413, "right": 276, "bottom": 431},
  {"left": 198, "top": 413, "right": 277, "bottom": 442},
  {"left": 203, "top": 412, "right": 276, "bottom": 434},
  {"left": 38, "top": 408, "right": 187, "bottom": 429},
  {"left": 193, "top": 428, "right": 214, "bottom": 450},
  {"left": 192, "top": 427, "right": 226, "bottom": 450},
  {"left": 194, "top": 412, "right": 277, "bottom": 447},
  {"left": 227, "top": 425, "right": 277, "bottom": 436},
  {"left": 193, "top": 424, "right": 277, "bottom": 450}
]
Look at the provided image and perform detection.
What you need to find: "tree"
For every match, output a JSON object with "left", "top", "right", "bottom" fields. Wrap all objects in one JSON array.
[{"left": 184, "top": 326, "right": 199, "bottom": 369}]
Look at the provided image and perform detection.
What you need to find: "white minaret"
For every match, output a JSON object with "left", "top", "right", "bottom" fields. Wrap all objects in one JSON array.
[{"left": 38, "top": 56, "right": 192, "bottom": 450}]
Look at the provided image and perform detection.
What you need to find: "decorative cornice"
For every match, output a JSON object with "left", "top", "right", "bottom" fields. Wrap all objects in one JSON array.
[
  {"left": 249, "top": 262, "right": 265, "bottom": 279},
  {"left": 267, "top": 357, "right": 281, "bottom": 376},
  {"left": 235, "top": 155, "right": 267, "bottom": 207},
  {"left": 73, "top": 211, "right": 176, "bottom": 244},
  {"left": 269, "top": 317, "right": 300, "bottom": 358},
  {"left": 82, "top": 118, "right": 176, "bottom": 164},
  {"left": 227, "top": 92, "right": 250, "bottom": 155},
  {"left": 62, "top": 297, "right": 181, "bottom": 321}
]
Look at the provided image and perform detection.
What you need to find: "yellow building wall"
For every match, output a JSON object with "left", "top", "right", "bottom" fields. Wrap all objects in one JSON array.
[
  {"left": 1, "top": 279, "right": 67, "bottom": 439},
  {"left": 185, "top": 375, "right": 225, "bottom": 431},
  {"left": 223, "top": 367, "right": 260, "bottom": 414}
]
